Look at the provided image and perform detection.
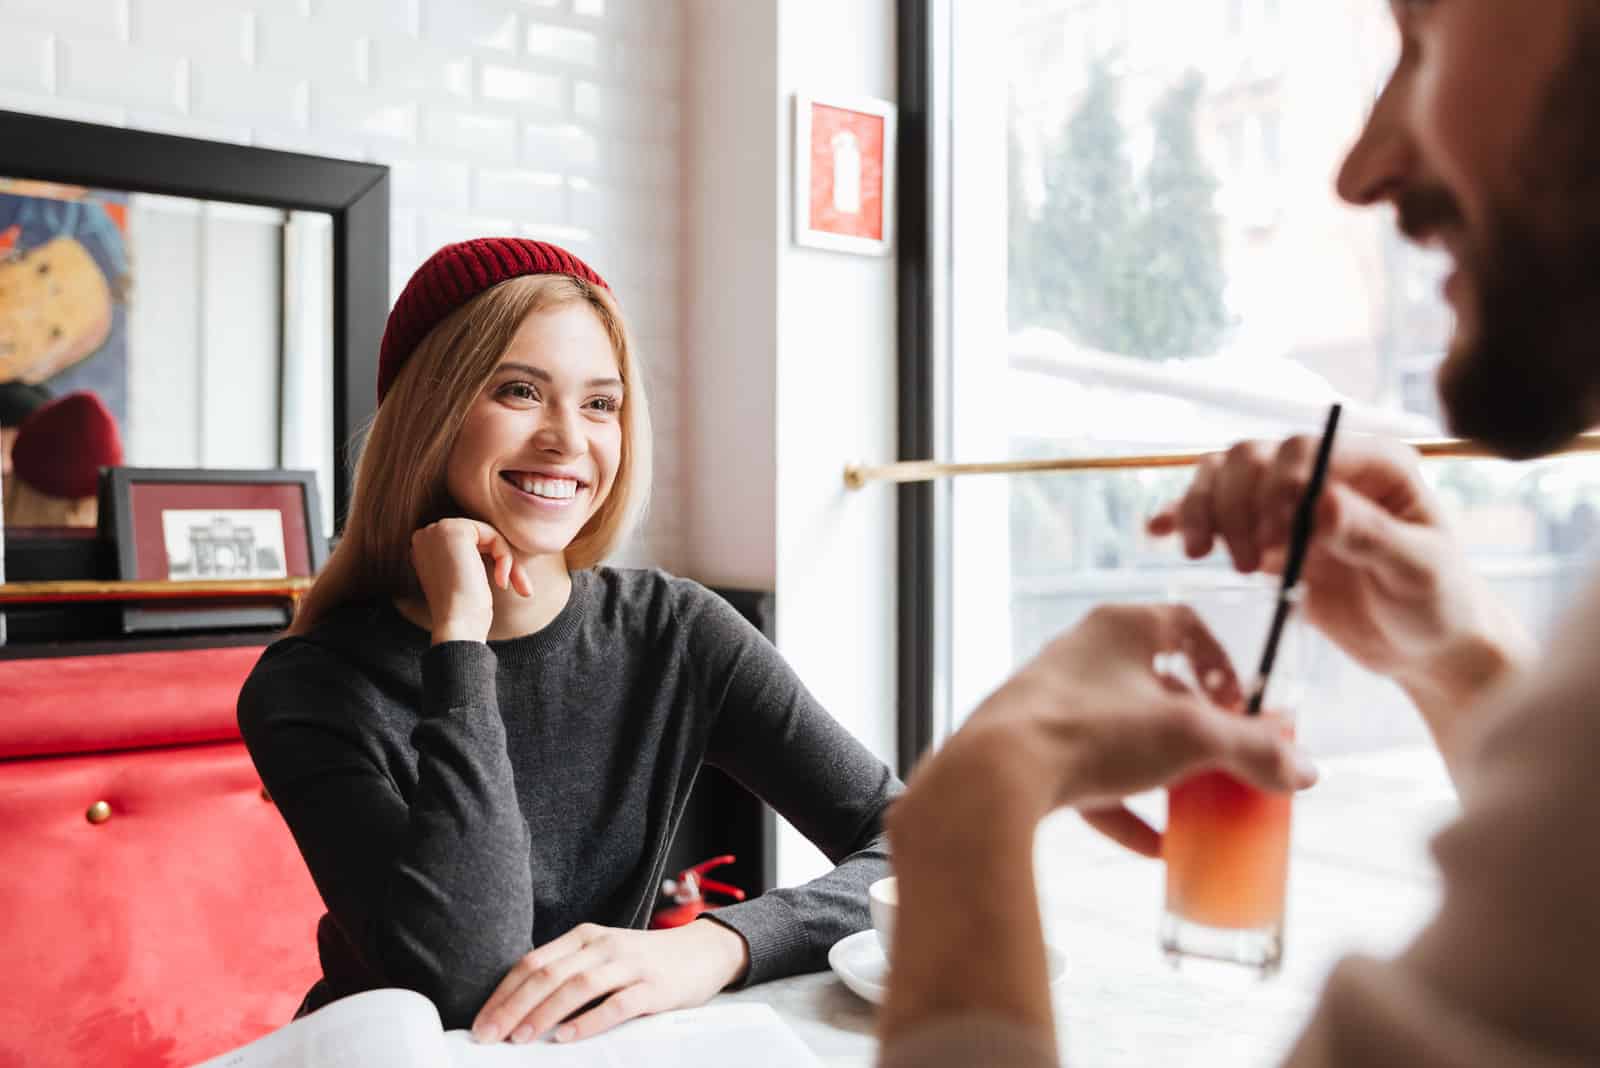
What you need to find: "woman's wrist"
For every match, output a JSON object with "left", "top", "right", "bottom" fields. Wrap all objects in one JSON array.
[
  {"left": 431, "top": 618, "right": 490, "bottom": 645},
  {"left": 690, "top": 918, "right": 750, "bottom": 988}
]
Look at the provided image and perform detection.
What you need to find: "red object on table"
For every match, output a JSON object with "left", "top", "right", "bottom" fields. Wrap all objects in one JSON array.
[{"left": 649, "top": 855, "right": 747, "bottom": 929}]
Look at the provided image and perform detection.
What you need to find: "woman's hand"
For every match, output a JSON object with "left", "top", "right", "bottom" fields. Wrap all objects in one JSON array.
[
  {"left": 1147, "top": 434, "right": 1533, "bottom": 773},
  {"left": 410, "top": 517, "right": 533, "bottom": 645},
  {"left": 470, "top": 921, "right": 750, "bottom": 1045}
]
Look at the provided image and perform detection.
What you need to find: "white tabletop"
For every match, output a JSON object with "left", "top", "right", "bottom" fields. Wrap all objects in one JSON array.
[{"left": 720, "top": 746, "right": 1455, "bottom": 1068}]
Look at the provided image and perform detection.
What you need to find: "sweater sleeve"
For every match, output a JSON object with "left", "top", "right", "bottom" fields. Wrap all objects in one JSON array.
[
  {"left": 237, "top": 639, "right": 534, "bottom": 1027},
  {"left": 677, "top": 582, "right": 902, "bottom": 986},
  {"left": 1282, "top": 578, "right": 1600, "bottom": 1067}
]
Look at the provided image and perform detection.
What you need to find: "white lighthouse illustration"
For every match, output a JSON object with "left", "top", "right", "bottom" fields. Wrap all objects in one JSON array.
[{"left": 831, "top": 129, "right": 862, "bottom": 215}]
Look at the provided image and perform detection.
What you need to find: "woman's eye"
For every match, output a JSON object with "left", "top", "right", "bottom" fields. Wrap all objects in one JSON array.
[
  {"left": 498, "top": 382, "right": 539, "bottom": 402},
  {"left": 587, "top": 396, "right": 621, "bottom": 413}
]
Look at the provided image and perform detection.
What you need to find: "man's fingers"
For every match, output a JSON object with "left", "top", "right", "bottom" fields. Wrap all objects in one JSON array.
[
  {"left": 1317, "top": 484, "right": 1441, "bottom": 598},
  {"left": 1213, "top": 443, "right": 1271, "bottom": 572},
  {"left": 1204, "top": 713, "right": 1319, "bottom": 794},
  {"left": 1168, "top": 606, "right": 1244, "bottom": 709},
  {"left": 1147, "top": 506, "right": 1179, "bottom": 537},
  {"left": 1080, "top": 804, "right": 1162, "bottom": 858},
  {"left": 1176, "top": 457, "right": 1221, "bottom": 559}
]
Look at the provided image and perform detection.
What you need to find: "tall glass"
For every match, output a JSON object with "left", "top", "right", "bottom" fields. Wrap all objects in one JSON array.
[{"left": 1159, "top": 576, "right": 1307, "bottom": 977}]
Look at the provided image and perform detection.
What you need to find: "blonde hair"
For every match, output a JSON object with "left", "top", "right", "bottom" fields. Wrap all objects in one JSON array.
[
  {"left": 2, "top": 476, "right": 97, "bottom": 528},
  {"left": 289, "top": 274, "right": 651, "bottom": 635}
]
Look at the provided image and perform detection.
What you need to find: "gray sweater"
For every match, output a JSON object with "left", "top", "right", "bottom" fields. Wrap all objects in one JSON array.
[{"left": 237, "top": 567, "right": 899, "bottom": 1028}]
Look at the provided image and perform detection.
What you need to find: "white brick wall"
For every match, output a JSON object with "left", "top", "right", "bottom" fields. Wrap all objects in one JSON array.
[{"left": 0, "top": 0, "right": 688, "bottom": 571}]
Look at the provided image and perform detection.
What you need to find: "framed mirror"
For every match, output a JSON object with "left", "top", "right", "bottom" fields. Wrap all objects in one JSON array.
[{"left": 0, "top": 109, "right": 387, "bottom": 576}]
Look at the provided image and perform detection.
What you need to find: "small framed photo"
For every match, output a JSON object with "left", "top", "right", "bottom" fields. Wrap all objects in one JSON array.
[
  {"left": 102, "top": 467, "right": 327, "bottom": 633},
  {"left": 793, "top": 94, "right": 896, "bottom": 256}
]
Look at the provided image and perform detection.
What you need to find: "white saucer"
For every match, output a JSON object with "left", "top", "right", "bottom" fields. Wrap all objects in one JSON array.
[{"left": 827, "top": 929, "right": 1069, "bottom": 1006}]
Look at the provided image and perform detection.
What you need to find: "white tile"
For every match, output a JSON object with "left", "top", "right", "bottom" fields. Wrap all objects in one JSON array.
[
  {"left": 127, "top": 110, "right": 250, "bottom": 144},
  {"left": 388, "top": 158, "right": 471, "bottom": 210},
  {"left": 571, "top": 0, "right": 676, "bottom": 35},
  {"left": 521, "top": 122, "right": 596, "bottom": 173},
  {"left": 0, "top": 0, "right": 125, "bottom": 39},
  {"left": 0, "top": 87, "right": 125, "bottom": 125},
  {"left": 420, "top": 108, "right": 517, "bottom": 163},
  {"left": 573, "top": 79, "right": 675, "bottom": 136},
  {"left": 524, "top": 23, "right": 597, "bottom": 66},
  {"left": 250, "top": 125, "right": 364, "bottom": 161},
  {"left": 315, "top": 88, "right": 416, "bottom": 144},
  {"left": 592, "top": 138, "right": 678, "bottom": 187},
  {"left": 369, "top": 34, "right": 473, "bottom": 99},
  {"left": 479, "top": 62, "right": 564, "bottom": 114},
  {"left": 567, "top": 178, "right": 674, "bottom": 236},
  {"left": 132, "top": 0, "right": 249, "bottom": 62},
  {"left": 314, "top": 0, "right": 418, "bottom": 37},
  {"left": 0, "top": 27, "right": 53, "bottom": 94},
  {"left": 418, "top": 211, "right": 520, "bottom": 253},
  {"left": 611, "top": 32, "right": 678, "bottom": 89},
  {"left": 474, "top": 167, "right": 565, "bottom": 220},
  {"left": 419, "top": 0, "right": 519, "bottom": 53},
  {"left": 59, "top": 37, "right": 180, "bottom": 111},
  {"left": 256, "top": 10, "right": 367, "bottom": 84},
  {"left": 192, "top": 63, "right": 307, "bottom": 127}
]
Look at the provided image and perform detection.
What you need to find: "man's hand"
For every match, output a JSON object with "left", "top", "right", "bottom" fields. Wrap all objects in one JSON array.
[
  {"left": 898, "top": 603, "right": 1316, "bottom": 860},
  {"left": 881, "top": 604, "right": 1315, "bottom": 1048},
  {"left": 470, "top": 920, "right": 749, "bottom": 1046},
  {"left": 1148, "top": 433, "right": 1533, "bottom": 773}
]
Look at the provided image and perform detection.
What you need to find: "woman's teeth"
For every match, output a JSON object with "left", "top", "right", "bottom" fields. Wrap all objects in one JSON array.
[{"left": 506, "top": 473, "right": 578, "bottom": 500}]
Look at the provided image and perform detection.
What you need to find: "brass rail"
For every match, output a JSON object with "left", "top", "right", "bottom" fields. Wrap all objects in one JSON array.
[
  {"left": 0, "top": 577, "right": 313, "bottom": 605},
  {"left": 843, "top": 433, "right": 1600, "bottom": 489}
]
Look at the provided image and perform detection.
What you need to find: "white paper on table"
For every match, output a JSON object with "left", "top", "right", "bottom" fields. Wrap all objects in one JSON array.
[{"left": 443, "top": 1003, "right": 823, "bottom": 1068}]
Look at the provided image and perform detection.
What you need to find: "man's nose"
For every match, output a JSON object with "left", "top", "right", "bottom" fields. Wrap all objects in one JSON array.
[{"left": 1336, "top": 74, "right": 1414, "bottom": 208}]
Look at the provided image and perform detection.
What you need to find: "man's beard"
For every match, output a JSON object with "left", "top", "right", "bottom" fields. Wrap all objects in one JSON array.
[{"left": 1428, "top": 19, "right": 1600, "bottom": 460}]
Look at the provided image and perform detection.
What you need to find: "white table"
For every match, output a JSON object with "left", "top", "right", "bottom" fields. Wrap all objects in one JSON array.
[{"left": 721, "top": 746, "right": 1455, "bottom": 1068}]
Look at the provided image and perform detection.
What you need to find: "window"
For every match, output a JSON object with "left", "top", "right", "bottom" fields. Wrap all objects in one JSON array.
[{"left": 937, "top": 0, "right": 1600, "bottom": 747}]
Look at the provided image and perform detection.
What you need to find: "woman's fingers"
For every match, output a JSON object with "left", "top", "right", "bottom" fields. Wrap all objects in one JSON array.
[
  {"left": 509, "top": 960, "right": 639, "bottom": 1043},
  {"left": 473, "top": 926, "right": 597, "bottom": 1041},
  {"left": 557, "top": 982, "right": 660, "bottom": 1043},
  {"left": 510, "top": 562, "right": 534, "bottom": 598},
  {"left": 1080, "top": 804, "right": 1162, "bottom": 858}
]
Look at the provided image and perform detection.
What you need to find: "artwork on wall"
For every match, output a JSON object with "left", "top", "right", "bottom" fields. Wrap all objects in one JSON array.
[
  {"left": 0, "top": 179, "right": 131, "bottom": 446},
  {"left": 793, "top": 94, "right": 897, "bottom": 256},
  {"left": 102, "top": 467, "right": 327, "bottom": 633}
]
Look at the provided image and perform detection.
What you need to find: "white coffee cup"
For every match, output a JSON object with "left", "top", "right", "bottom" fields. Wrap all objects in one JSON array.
[{"left": 869, "top": 876, "right": 898, "bottom": 958}]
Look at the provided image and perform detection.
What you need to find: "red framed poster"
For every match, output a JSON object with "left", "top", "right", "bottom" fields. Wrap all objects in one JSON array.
[{"left": 793, "top": 94, "right": 897, "bottom": 255}]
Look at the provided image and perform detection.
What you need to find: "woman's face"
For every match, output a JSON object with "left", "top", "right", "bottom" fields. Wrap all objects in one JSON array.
[{"left": 445, "top": 302, "right": 624, "bottom": 559}]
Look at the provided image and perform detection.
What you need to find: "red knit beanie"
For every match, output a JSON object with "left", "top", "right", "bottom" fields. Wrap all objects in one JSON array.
[
  {"left": 12, "top": 390, "right": 124, "bottom": 499},
  {"left": 377, "top": 237, "right": 610, "bottom": 403}
]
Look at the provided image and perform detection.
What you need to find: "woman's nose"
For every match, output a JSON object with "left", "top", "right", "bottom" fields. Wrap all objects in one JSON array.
[{"left": 533, "top": 402, "right": 583, "bottom": 455}]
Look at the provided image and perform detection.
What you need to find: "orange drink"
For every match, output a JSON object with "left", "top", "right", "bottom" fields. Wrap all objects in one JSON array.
[
  {"left": 1164, "top": 766, "right": 1292, "bottom": 933},
  {"left": 1156, "top": 576, "right": 1309, "bottom": 977}
]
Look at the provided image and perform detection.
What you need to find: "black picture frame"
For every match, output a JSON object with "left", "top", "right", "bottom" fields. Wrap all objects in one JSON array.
[
  {"left": 0, "top": 108, "right": 389, "bottom": 539},
  {"left": 101, "top": 466, "right": 328, "bottom": 634}
]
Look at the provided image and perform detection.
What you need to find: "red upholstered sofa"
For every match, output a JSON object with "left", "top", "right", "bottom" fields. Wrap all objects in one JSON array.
[{"left": 0, "top": 646, "right": 324, "bottom": 1068}]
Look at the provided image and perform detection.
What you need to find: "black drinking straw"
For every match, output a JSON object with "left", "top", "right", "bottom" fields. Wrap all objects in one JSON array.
[{"left": 1245, "top": 403, "right": 1343, "bottom": 717}]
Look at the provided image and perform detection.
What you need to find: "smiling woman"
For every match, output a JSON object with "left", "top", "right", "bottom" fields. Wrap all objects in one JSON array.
[{"left": 237, "top": 237, "right": 900, "bottom": 1046}]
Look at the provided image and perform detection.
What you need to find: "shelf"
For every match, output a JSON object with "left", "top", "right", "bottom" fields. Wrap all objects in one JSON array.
[{"left": 0, "top": 578, "right": 313, "bottom": 606}]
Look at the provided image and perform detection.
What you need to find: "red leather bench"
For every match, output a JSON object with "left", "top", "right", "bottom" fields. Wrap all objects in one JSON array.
[{"left": 0, "top": 646, "right": 323, "bottom": 1068}]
